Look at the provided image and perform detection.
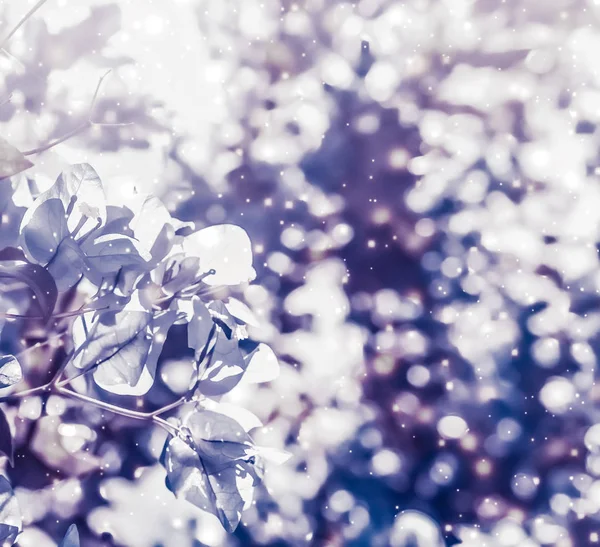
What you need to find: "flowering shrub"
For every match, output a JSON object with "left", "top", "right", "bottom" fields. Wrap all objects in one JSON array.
[{"left": 0, "top": 160, "right": 284, "bottom": 543}]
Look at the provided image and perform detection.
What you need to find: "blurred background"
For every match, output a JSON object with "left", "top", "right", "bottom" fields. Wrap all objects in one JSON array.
[{"left": 2, "top": 0, "right": 600, "bottom": 545}]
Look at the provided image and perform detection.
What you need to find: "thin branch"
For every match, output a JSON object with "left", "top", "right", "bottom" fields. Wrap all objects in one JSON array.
[
  {"left": 0, "top": 48, "right": 27, "bottom": 71},
  {"left": 48, "top": 349, "right": 73, "bottom": 387},
  {"left": 153, "top": 416, "right": 179, "bottom": 436},
  {"left": 55, "top": 386, "right": 179, "bottom": 435},
  {"left": 87, "top": 69, "right": 112, "bottom": 116},
  {"left": 56, "top": 387, "right": 151, "bottom": 419},
  {"left": 23, "top": 123, "right": 89, "bottom": 156},
  {"left": 0, "top": 0, "right": 50, "bottom": 50},
  {"left": 188, "top": 323, "right": 217, "bottom": 394},
  {"left": 51, "top": 320, "right": 101, "bottom": 387},
  {"left": 91, "top": 121, "right": 134, "bottom": 128},
  {"left": 0, "top": 306, "right": 108, "bottom": 320},
  {"left": 0, "top": 382, "right": 51, "bottom": 402},
  {"left": 55, "top": 364, "right": 97, "bottom": 387},
  {"left": 22, "top": 69, "right": 133, "bottom": 157},
  {"left": 0, "top": 93, "right": 13, "bottom": 108},
  {"left": 150, "top": 396, "right": 192, "bottom": 417},
  {"left": 56, "top": 368, "right": 193, "bottom": 416},
  {"left": 15, "top": 331, "right": 67, "bottom": 358},
  {"left": 179, "top": 270, "right": 219, "bottom": 298},
  {"left": 0, "top": 383, "right": 181, "bottom": 437}
]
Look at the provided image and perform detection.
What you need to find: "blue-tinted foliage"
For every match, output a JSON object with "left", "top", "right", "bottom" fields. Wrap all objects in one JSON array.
[
  {"left": 0, "top": 409, "right": 13, "bottom": 467},
  {"left": 0, "top": 163, "right": 280, "bottom": 539},
  {"left": 162, "top": 410, "right": 260, "bottom": 532},
  {"left": 0, "top": 255, "right": 57, "bottom": 319},
  {"left": 0, "top": 477, "right": 20, "bottom": 542},
  {"left": 0, "top": 356, "right": 22, "bottom": 389},
  {"left": 58, "top": 524, "right": 80, "bottom": 547},
  {"left": 0, "top": 138, "right": 32, "bottom": 179}
]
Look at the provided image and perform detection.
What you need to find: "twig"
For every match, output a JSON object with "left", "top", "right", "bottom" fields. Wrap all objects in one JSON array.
[
  {"left": 55, "top": 386, "right": 179, "bottom": 435},
  {"left": 0, "top": 48, "right": 28, "bottom": 71},
  {"left": 87, "top": 69, "right": 112, "bottom": 117},
  {"left": 150, "top": 396, "right": 193, "bottom": 417},
  {"left": 0, "top": 0, "right": 51, "bottom": 50},
  {"left": 0, "top": 306, "right": 108, "bottom": 320},
  {"left": 55, "top": 364, "right": 97, "bottom": 387},
  {"left": 0, "top": 383, "right": 51, "bottom": 402},
  {"left": 15, "top": 331, "right": 67, "bottom": 358},
  {"left": 48, "top": 349, "right": 74, "bottom": 387},
  {"left": 1, "top": 343, "right": 198, "bottom": 434},
  {"left": 56, "top": 386, "right": 153, "bottom": 420},
  {"left": 23, "top": 123, "right": 89, "bottom": 156},
  {"left": 188, "top": 323, "right": 217, "bottom": 394},
  {"left": 56, "top": 367, "right": 194, "bottom": 417},
  {"left": 22, "top": 69, "right": 133, "bottom": 157},
  {"left": 0, "top": 93, "right": 13, "bottom": 108}
]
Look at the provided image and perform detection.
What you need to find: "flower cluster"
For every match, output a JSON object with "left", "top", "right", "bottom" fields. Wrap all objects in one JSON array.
[{"left": 0, "top": 161, "right": 284, "bottom": 541}]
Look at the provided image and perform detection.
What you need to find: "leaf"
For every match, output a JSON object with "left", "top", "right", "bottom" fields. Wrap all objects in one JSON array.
[
  {"left": 187, "top": 410, "right": 254, "bottom": 467},
  {"left": 161, "top": 410, "right": 259, "bottom": 532},
  {"left": 93, "top": 310, "right": 177, "bottom": 396},
  {"left": 0, "top": 258, "right": 58, "bottom": 319},
  {"left": 20, "top": 198, "right": 70, "bottom": 266},
  {"left": 0, "top": 137, "right": 33, "bottom": 179},
  {"left": 0, "top": 356, "right": 22, "bottom": 389},
  {"left": 86, "top": 291, "right": 130, "bottom": 313},
  {"left": 81, "top": 233, "right": 150, "bottom": 284},
  {"left": 242, "top": 344, "right": 280, "bottom": 384},
  {"left": 0, "top": 409, "right": 13, "bottom": 467},
  {"left": 182, "top": 225, "right": 256, "bottom": 286},
  {"left": 18, "top": 167, "right": 150, "bottom": 290},
  {"left": 72, "top": 309, "right": 153, "bottom": 388},
  {"left": 0, "top": 179, "right": 28, "bottom": 250},
  {"left": 188, "top": 296, "right": 214, "bottom": 358},
  {"left": 45, "top": 238, "right": 87, "bottom": 292},
  {"left": 255, "top": 446, "right": 292, "bottom": 466},
  {"left": 45, "top": 164, "right": 106, "bottom": 236},
  {"left": 225, "top": 298, "right": 259, "bottom": 328},
  {"left": 160, "top": 254, "right": 200, "bottom": 296},
  {"left": 197, "top": 327, "right": 247, "bottom": 397},
  {"left": 208, "top": 301, "right": 237, "bottom": 337},
  {"left": 445, "top": 532, "right": 463, "bottom": 546},
  {"left": 0, "top": 524, "right": 18, "bottom": 545},
  {"left": 0, "top": 476, "right": 21, "bottom": 542},
  {"left": 200, "top": 400, "right": 262, "bottom": 433},
  {"left": 59, "top": 524, "right": 80, "bottom": 547},
  {"left": 21, "top": 196, "right": 154, "bottom": 291},
  {"left": 126, "top": 194, "right": 174, "bottom": 265}
]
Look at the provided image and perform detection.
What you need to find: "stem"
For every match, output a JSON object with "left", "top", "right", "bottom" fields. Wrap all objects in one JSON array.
[
  {"left": 178, "top": 269, "right": 218, "bottom": 297},
  {"left": 50, "top": 324, "right": 98, "bottom": 387},
  {"left": 55, "top": 386, "right": 179, "bottom": 435},
  {"left": 193, "top": 286, "right": 229, "bottom": 300},
  {"left": 22, "top": 69, "right": 132, "bottom": 157},
  {"left": 56, "top": 387, "right": 151, "bottom": 419},
  {"left": 189, "top": 323, "right": 217, "bottom": 394},
  {"left": 56, "top": 365, "right": 96, "bottom": 387},
  {"left": 0, "top": 0, "right": 50, "bottom": 49},
  {"left": 0, "top": 382, "right": 51, "bottom": 402},
  {"left": 23, "top": 123, "right": 89, "bottom": 156},
  {"left": 153, "top": 416, "right": 179, "bottom": 435},
  {"left": 15, "top": 331, "right": 67, "bottom": 358},
  {"left": 0, "top": 375, "right": 186, "bottom": 435},
  {"left": 55, "top": 369, "right": 191, "bottom": 417},
  {"left": 150, "top": 396, "right": 191, "bottom": 417},
  {"left": 0, "top": 93, "right": 12, "bottom": 107},
  {"left": 87, "top": 69, "right": 112, "bottom": 116},
  {"left": 0, "top": 306, "right": 108, "bottom": 320},
  {"left": 49, "top": 349, "right": 74, "bottom": 387}
]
